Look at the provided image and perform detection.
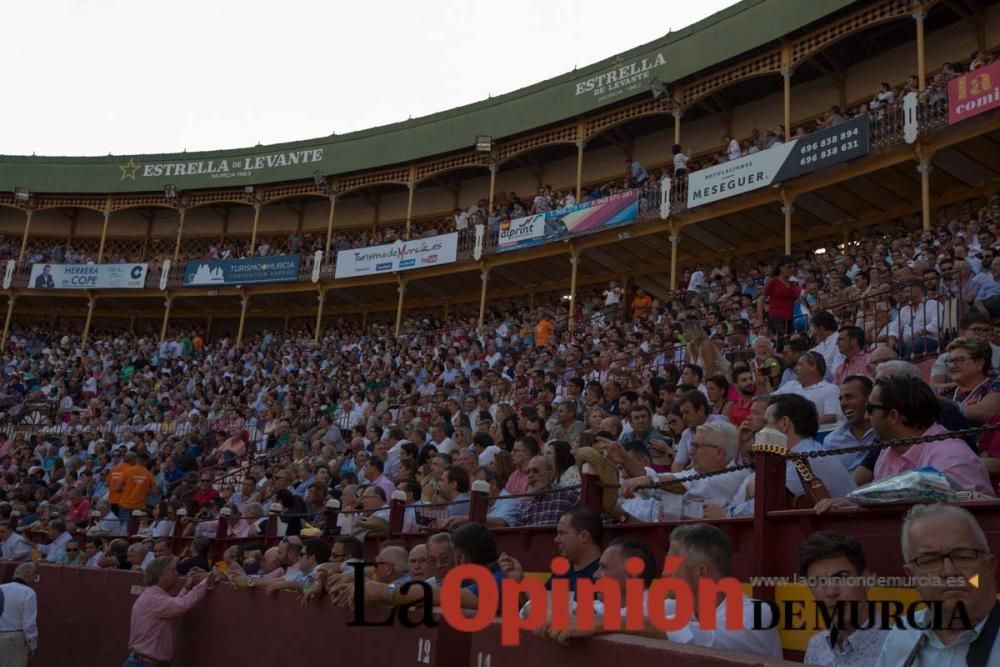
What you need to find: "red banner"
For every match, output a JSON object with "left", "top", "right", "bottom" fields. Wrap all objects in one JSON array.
[{"left": 948, "top": 61, "right": 1000, "bottom": 124}]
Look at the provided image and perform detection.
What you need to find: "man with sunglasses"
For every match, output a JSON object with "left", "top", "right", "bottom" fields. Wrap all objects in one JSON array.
[
  {"left": 866, "top": 375, "right": 992, "bottom": 495},
  {"left": 878, "top": 503, "right": 998, "bottom": 665}
]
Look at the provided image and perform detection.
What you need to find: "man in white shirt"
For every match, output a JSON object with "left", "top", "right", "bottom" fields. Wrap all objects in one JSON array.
[
  {"left": 894, "top": 279, "right": 943, "bottom": 357},
  {"left": 810, "top": 311, "right": 844, "bottom": 382},
  {"left": 724, "top": 134, "right": 742, "bottom": 161},
  {"left": 622, "top": 422, "right": 751, "bottom": 520},
  {"left": 877, "top": 503, "right": 998, "bottom": 666},
  {"left": 0, "top": 562, "right": 38, "bottom": 666},
  {"left": 26, "top": 520, "right": 71, "bottom": 564},
  {"left": 773, "top": 351, "right": 843, "bottom": 439},
  {"left": 0, "top": 522, "right": 32, "bottom": 562}
]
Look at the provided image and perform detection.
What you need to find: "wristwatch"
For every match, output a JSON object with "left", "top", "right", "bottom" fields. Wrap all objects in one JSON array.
[
  {"left": 248, "top": 577, "right": 257, "bottom": 588},
  {"left": 385, "top": 583, "right": 398, "bottom": 603}
]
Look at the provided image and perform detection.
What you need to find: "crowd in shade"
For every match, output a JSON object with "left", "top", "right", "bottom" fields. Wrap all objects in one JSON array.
[{"left": 0, "top": 190, "right": 998, "bottom": 666}]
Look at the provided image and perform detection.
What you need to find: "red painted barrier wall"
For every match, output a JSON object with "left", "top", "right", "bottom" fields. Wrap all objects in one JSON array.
[
  {"left": 17, "top": 564, "right": 799, "bottom": 667},
  {"left": 469, "top": 620, "right": 799, "bottom": 667}
]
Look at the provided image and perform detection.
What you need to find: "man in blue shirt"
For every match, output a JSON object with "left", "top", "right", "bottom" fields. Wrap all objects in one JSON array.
[
  {"left": 626, "top": 159, "right": 649, "bottom": 187},
  {"left": 822, "top": 376, "right": 876, "bottom": 474}
]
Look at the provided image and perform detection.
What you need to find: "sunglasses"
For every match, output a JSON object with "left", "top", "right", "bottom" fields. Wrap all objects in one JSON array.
[{"left": 865, "top": 403, "right": 891, "bottom": 414}]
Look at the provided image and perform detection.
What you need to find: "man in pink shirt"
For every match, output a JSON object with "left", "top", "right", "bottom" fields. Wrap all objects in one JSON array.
[
  {"left": 124, "top": 557, "right": 217, "bottom": 666},
  {"left": 869, "top": 375, "right": 993, "bottom": 495},
  {"left": 831, "top": 325, "right": 872, "bottom": 386}
]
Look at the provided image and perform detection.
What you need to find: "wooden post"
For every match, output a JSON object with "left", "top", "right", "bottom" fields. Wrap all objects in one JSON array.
[
  {"left": 781, "top": 42, "right": 793, "bottom": 138},
  {"left": 249, "top": 202, "right": 262, "bottom": 255},
  {"left": 160, "top": 297, "right": 172, "bottom": 344},
  {"left": 237, "top": 294, "right": 248, "bottom": 347},
  {"left": 172, "top": 208, "right": 186, "bottom": 264},
  {"left": 672, "top": 109, "right": 682, "bottom": 146},
  {"left": 781, "top": 190, "right": 794, "bottom": 255},
  {"left": 478, "top": 268, "right": 489, "bottom": 332},
  {"left": 405, "top": 181, "right": 416, "bottom": 239},
  {"left": 97, "top": 199, "right": 112, "bottom": 262},
  {"left": 568, "top": 247, "right": 579, "bottom": 333},
  {"left": 17, "top": 209, "right": 33, "bottom": 266},
  {"left": 81, "top": 295, "right": 96, "bottom": 349},
  {"left": 0, "top": 295, "right": 16, "bottom": 350},
  {"left": 314, "top": 290, "right": 325, "bottom": 343},
  {"left": 575, "top": 140, "right": 585, "bottom": 202},
  {"left": 918, "top": 160, "right": 932, "bottom": 231},
  {"left": 669, "top": 232, "right": 679, "bottom": 291},
  {"left": 394, "top": 278, "right": 406, "bottom": 338},
  {"left": 914, "top": 4, "right": 927, "bottom": 92},
  {"left": 487, "top": 163, "right": 497, "bottom": 216},
  {"left": 323, "top": 193, "right": 337, "bottom": 261}
]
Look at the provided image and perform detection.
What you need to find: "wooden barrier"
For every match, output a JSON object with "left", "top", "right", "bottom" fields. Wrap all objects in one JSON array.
[
  {"left": 12, "top": 564, "right": 801, "bottom": 667},
  {"left": 468, "top": 620, "right": 798, "bottom": 667}
]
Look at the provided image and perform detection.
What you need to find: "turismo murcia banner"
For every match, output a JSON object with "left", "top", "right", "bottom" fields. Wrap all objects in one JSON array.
[
  {"left": 948, "top": 61, "right": 1000, "bottom": 124},
  {"left": 28, "top": 263, "right": 148, "bottom": 289},
  {"left": 335, "top": 233, "right": 458, "bottom": 279},
  {"left": 497, "top": 190, "right": 639, "bottom": 253},
  {"left": 183, "top": 255, "right": 301, "bottom": 286},
  {"left": 117, "top": 148, "right": 324, "bottom": 182},
  {"left": 687, "top": 116, "right": 870, "bottom": 209}
]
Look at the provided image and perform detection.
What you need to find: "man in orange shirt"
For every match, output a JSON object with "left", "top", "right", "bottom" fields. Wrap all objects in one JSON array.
[
  {"left": 120, "top": 453, "right": 157, "bottom": 532},
  {"left": 631, "top": 287, "right": 653, "bottom": 320},
  {"left": 107, "top": 450, "right": 135, "bottom": 515},
  {"left": 534, "top": 311, "right": 554, "bottom": 347}
]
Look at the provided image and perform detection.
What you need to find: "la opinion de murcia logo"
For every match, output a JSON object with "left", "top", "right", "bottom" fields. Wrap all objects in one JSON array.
[{"left": 118, "top": 148, "right": 325, "bottom": 181}]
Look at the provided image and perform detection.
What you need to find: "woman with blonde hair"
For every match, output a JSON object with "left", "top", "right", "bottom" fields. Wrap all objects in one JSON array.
[{"left": 683, "top": 319, "right": 717, "bottom": 378}]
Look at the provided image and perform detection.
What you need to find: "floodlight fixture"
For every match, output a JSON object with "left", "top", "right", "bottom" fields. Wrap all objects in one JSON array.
[{"left": 475, "top": 135, "right": 494, "bottom": 153}]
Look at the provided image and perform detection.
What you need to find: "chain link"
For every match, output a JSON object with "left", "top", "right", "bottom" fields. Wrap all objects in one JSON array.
[{"left": 606, "top": 423, "right": 1000, "bottom": 492}]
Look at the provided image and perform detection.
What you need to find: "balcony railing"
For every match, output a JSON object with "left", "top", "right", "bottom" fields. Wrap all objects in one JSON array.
[{"left": 4, "top": 96, "right": 964, "bottom": 291}]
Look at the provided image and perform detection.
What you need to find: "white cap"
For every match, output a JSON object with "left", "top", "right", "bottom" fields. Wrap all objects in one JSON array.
[
  {"left": 176, "top": 508, "right": 188, "bottom": 517},
  {"left": 754, "top": 427, "right": 788, "bottom": 451},
  {"left": 471, "top": 479, "right": 490, "bottom": 494},
  {"left": 269, "top": 503, "right": 284, "bottom": 513},
  {"left": 391, "top": 490, "right": 407, "bottom": 502},
  {"left": 325, "top": 498, "right": 341, "bottom": 509},
  {"left": 219, "top": 507, "right": 232, "bottom": 518}
]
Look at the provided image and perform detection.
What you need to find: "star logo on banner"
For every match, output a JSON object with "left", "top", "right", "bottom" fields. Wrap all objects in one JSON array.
[{"left": 119, "top": 158, "right": 139, "bottom": 181}]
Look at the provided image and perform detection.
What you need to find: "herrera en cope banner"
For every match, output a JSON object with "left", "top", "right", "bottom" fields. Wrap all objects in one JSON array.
[
  {"left": 687, "top": 116, "right": 870, "bottom": 209},
  {"left": 28, "top": 263, "right": 148, "bottom": 289},
  {"left": 948, "top": 61, "right": 1000, "bottom": 124},
  {"left": 334, "top": 232, "right": 458, "bottom": 279},
  {"left": 183, "top": 255, "right": 301, "bottom": 286},
  {"left": 497, "top": 190, "right": 639, "bottom": 253}
]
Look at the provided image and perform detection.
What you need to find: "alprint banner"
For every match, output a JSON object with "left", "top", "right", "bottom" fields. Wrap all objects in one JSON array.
[
  {"left": 497, "top": 190, "right": 639, "bottom": 253},
  {"left": 334, "top": 233, "right": 458, "bottom": 279},
  {"left": 28, "top": 263, "right": 148, "bottom": 289}
]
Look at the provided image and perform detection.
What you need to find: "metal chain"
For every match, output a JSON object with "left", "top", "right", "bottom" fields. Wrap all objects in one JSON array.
[
  {"left": 605, "top": 423, "right": 1000, "bottom": 492},
  {"left": 791, "top": 423, "right": 1000, "bottom": 460}
]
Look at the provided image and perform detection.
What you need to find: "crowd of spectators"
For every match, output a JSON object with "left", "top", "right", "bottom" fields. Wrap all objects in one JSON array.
[{"left": 0, "top": 187, "right": 994, "bottom": 554}]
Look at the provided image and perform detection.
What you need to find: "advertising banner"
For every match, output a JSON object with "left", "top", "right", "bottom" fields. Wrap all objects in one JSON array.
[
  {"left": 183, "top": 255, "right": 301, "bottom": 286},
  {"left": 28, "top": 263, "right": 148, "bottom": 289},
  {"left": 687, "top": 116, "right": 870, "bottom": 209},
  {"left": 497, "top": 190, "right": 639, "bottom": 253},
  {"left": 334, "top": 232, "right": 458, "bottom": 279},
  {"left": 948, "top": 61, "right": 1000, "bottom": 125}
]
